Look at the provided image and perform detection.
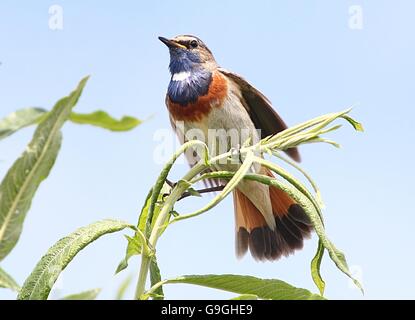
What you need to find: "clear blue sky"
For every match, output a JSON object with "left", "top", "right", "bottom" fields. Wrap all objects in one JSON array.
[{"left": 1, "top": 1, "right": 414, "bottom": 299}]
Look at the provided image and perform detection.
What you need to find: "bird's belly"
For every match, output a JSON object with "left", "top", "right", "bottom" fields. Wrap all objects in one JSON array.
[
  {"left": 182, "top": 92, "right": 261, "bottom": 171},
  {"left": 208, "top": 96, "right": 260, "bottom": 148}
]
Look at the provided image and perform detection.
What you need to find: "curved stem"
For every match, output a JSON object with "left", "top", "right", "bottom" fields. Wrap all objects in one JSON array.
[{"left": 144, "top": 280, "right": 169, "bottom": 299}]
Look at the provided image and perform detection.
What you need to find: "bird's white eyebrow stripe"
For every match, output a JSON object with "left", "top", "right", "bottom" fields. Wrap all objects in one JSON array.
[{"left": 172, "top": 71, "right": 191, "bottom": 81}]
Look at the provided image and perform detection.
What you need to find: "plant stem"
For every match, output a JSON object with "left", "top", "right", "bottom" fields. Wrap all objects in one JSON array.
[
  {"left": 134, "top": 176, "right": 198, "bottom": 299},
  {"left": 134, "top": 142, "right": 210, "bottom": 300},
  {"left": 134, "top": 255, "right": 150, "bottom": 299}
]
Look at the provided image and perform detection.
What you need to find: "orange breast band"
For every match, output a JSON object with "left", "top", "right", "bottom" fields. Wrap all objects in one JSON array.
[{"left": 167, "top": 72, "right": 228, "bottom": 122}]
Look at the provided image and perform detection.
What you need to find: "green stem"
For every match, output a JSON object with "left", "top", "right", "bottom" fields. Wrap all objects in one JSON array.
[
  {"left": 134, "top": 143, "right": 209, "bottom": 300},
  {"left": 272, "top": 151, "right": 320, "bottom": 195},
  {"left": 135, "top": 179, "right": 199, "bottom": 300},
  {"left": 254, "top": 157, "right": 324, "bottom": 223},
  {"left": 134, "top": 256, "right": 151, "bottom": 299},
  {"left": 145, "top": 280, "right": 169, "bottom": 298}
]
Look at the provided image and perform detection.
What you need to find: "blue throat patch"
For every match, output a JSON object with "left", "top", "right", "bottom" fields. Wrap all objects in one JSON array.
[
  {"left": 168, "top": 70, "right": 212, "bottom": 106},
  {"left": 167, "top": 49, "right": 212, "bottom": 106}
]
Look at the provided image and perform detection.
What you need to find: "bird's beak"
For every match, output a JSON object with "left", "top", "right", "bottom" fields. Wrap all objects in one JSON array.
[{"left": 158, "top": 36, "right": 186, "bottom": 49}]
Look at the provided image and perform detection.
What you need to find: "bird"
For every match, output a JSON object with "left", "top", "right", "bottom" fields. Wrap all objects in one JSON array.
[{"left": 159, "top": 35, "right": 312, "bottom": 261}]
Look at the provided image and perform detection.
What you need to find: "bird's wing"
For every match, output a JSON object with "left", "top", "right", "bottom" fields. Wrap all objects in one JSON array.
[
  {"left": 169, "top": 114, "right": 221, "bottom": 188},
  {"left": 218, "top": 68, "right": 300, "bottom": 162}
]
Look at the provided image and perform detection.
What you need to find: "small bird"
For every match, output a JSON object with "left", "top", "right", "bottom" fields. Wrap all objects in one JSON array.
[{"left": 159, "top": 35, "right": 312, "bottom": 261}]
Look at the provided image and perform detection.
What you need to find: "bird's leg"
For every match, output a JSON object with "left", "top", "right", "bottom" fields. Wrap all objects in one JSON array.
[
  {"left": 177, "top": 185, "right": 226, "bottom": 201},
  {"left": 163, "top": 179, "right": 225, "bottom": 201},
  {"left": 161, "top": 178, "right": 177, "bottom": 200},
  {"left": 165, "top": 178, "right": 176, "bottom": 188},
  {"left": 229, "top": 144, "right": 243, "bottom": 164}
]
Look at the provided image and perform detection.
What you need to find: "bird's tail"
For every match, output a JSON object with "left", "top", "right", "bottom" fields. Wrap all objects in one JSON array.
[{"left": 233, "top": 166, "right": 313, "bottom": 261}]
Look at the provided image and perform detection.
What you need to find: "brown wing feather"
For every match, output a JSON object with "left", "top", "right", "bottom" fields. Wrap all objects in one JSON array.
[{"left": 218, "top": 68, "right": 300, "bottom": 162}]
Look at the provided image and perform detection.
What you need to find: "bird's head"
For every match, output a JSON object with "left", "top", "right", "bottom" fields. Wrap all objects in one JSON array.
[{"left": 159, "top": 35, "right": 217, "bottom": 75}]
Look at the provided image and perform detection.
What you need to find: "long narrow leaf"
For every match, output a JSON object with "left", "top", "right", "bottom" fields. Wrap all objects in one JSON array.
[
  {"left": 69, "top": 111, "right": 141, "bottom": 131},
  {"left": 0, "top": 108, "right": 141, "bottom": 142},
  {"left": 161, "top": 274, "right": 324, "bottom": 300},
  {"left": 115, "top": 275, "right": 133, "bottom": 300},
  {"left": 115, "top": 235, "right": 143, "bottom": 274},
  {"left": 0, "top": 266, "right": 20, "bottom": 292},
  {"left": 0, "top": 108, "right": 47, "bottom": 141},
  {"left": 116, "top": 186, "right": 169, "bottom": 275},
  {"left": 149, "top": 257, "right": 164, "bottom": 300},
  {"left": 230, "top": 294, "right": 258, "bottom": 300},
  {"left": 0, "top": 77, "right": 89, "bottom": 261},
  {"left": 311, "top": 240, "right": 326, "bottom": 295},
  {"left": 61, "top": 288, "right": 101, "bottom": 300},
  {"left": 18, "top": 219, "right": 132, "bottom": 300}
]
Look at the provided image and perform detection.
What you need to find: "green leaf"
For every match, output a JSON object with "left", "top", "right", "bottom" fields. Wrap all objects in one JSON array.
[
  {"left": 145, "top": 180, "right": 173, "bottom": 238},
  {"left": 0, "top": 266, "right": 20, "bottom": 291},
  {"left": 118, "top": 178, "right": 172, "bottom": 277},
  {"left": 0, "top": 107, "right": 47, "bottom": 141},
  {"left": 307, "top": 137, "right": 341, "bottom": 148},
  {"left": 138, "top": 188, "right": 156, "bottom": 232},
  {"left": 115, "top": 275, "right": 133, "bottom": 300},
  {"left": 149, "top": 257, "right": 164, "bottom": 300},
  {"left": 162, "top": 274, "right": 324, "bottom": 300},
  {"left": 139, "top": 183, "right": 172, "bottom": 235},
  {"left": 311, "top": 240, "right": 326, "bottom": 296},
  {"left": 116, "top": 189, "right": 153, "bottom": 275},
  {"left": 117, "top": 185, "right": 171, "bottom": 275},
  {"left": 230, "top": 294, "right": 258, "bottom": 300},
  {"left": 115, "top": 235, "right": 143, "bottom": 274},
  {"left": 0, "top": 77, "right": 89, "bottom": 262},
  {"left": 17, "top": 219, "right": 132, "bottom": 300},
  {"left": 61, "top": 288, "right": 101, "bottom": 300},
  {"left": 256, "top": 157, "right": 324, "bottom": 223},
  {"left": 341, "top": 115, "right": 364, "bottom": 132},
  {"left": 327, "top": 239, "right": 364, "bottom": 293},
  {"left": 69, "top": 111, "right": 141, "bottom": 131},
  {"left": 0, "top": 108, "right": 141, "bottom": 142}
]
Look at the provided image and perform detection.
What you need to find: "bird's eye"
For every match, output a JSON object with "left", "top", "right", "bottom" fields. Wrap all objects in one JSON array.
[{"left": 190, "top": 40, "right": 198, "bottom": 48}]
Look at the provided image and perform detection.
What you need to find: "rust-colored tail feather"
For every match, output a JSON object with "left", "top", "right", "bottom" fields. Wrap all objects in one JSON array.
[{"left": 233, "top": 167, "right": 313, "bottom": 261}]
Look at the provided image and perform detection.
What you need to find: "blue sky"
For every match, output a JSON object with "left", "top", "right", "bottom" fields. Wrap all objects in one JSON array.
[{"left": 1, "top": 1, "right": 414, "bottom": 299}]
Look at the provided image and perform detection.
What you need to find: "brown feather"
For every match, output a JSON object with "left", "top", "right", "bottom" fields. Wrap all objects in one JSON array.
[
  {"left": 234, "top": 166, "right": 312, "bottom": 261},
  {"left": 218, "top": 68, "right": 300, "bottom": 162}
]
